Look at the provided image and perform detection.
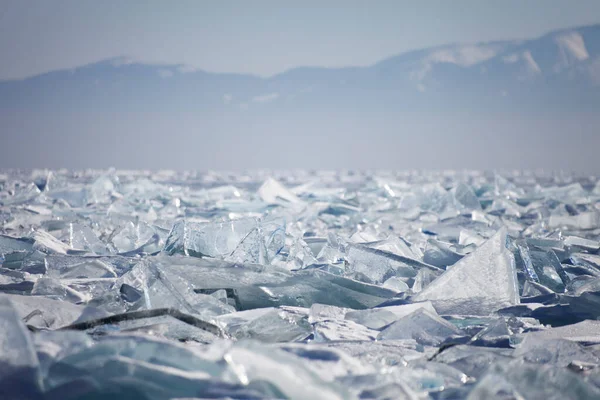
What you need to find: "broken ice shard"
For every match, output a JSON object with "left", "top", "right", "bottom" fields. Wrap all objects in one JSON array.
[
  {"left": 314, "top": 318, "right": 379, "bottom": 341},
  {"left": 5, "top": 293, "right": 109, "bottom": 329},
  {"left": 257, "top": 177, "right": 303, "bottom": 205},
  {"left": 548, "top": 211, "right": 600, "bottom": 230},
  {"left": 517, "top": 242, "right": 569, "bottom": 293},
  {"left": 69, "top": 223, "right": 111, "bottom": 255},
  {"left": 163, "top": 216, "right": 285, "bottom": 264},
  {"left": 377, "top": 308, "right": 462, "bottom": 346},
  {"left": 470, "top": 359, "right": 600, "bottom": 399},
  {"left": 412, "top": 228, "right": 519, "bottom": 315},
  {"left": 104, "top": 260, "right": 236, "bottom": 319},
  {"left": 230, "top": 307, "right": 311, "bottom": 342},
  {"left": 0, "top": 297, "right": 42, "bottom": 397},
  {"left": 345, "top": 301, "right": 436, "bottom": 330},
  {"left": 345, "top": 243, "right": 437, "bottom": 285}
]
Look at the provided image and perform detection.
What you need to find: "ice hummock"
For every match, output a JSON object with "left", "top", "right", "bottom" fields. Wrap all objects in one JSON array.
[{"left": 412, "top": 228, "right": 520, "bottom": 315}]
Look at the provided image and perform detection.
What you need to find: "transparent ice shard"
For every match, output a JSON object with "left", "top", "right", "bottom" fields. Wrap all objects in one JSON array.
[
  {"left": 390, "top": 362, "right": 472, "bottom": 395},
  {"left": 345, "top": 308, "right": 406, "bottom": 333},
  {"left": 368, "top": 235, "right": 421, "bottom": 260},
  {"left": 431, "top": 344, "right": 514, "bottom": 380},
  {"left": 0, "top": 297, "right": 42, "bottom": 397},
  {"left": 64, "top": 277, "right": 117, "bottom": 304},
  {"left": 518, "top": 242, "right": 569, "bottom": 293},
  {"left": 470, "top": 317, "right": 512, "bottom": 347},
  {"left": 31, "top": 230, "right": 70, "bottom": 254},
  {"left": 262, "top": 217, "right": 287, "bottom": 262},
  {"left": 308, "top": 303, "right": 350, "bottom": 323},
  {"left": 198, "top": 218, "right": 258, "bottom": 259},
  {"left": 226, "top": 225, "right": 269, "bottom": 265},
  {"left": 381, "top": 276, "right": 410, "bottom": 292},
  {"left": 279, "top": 343, "right": 375, "bottom": 381},
  {"left": 469, "top": 359, "right": 600, "bottom": 400},
  {"left": 231, "top": 307, "right": 311, "bottom": 343},
  {"left": 323, "top": 339, "right": 425, "bottom": 367},
  {"left": 61, "top": 308, "right": 225, "bottom": 342},
  {"left": 344, "top": 376, "right": 420, "bottom": 400},
  {"left": 412, "top": 228, "right": 520, "bottom": 315},
  {"left": 314, "top": 319, "right": 378, "bottom": 342},
  {"left": 423, "top": 239, "right": 464, "bottom": 268},
  {"left": 164, "top": 217, "right": 285, "bottom": 264},
  {"left": 44, "top": 255, "right": 125, "bottom": 279},
  {"left": 286, "top": 238, "right": 318, "bottom": 269},
  {"left": 31, "top": 277, "right": 89, "bottom": 303},
  {"left": 345, "top": 302, "right": 436, "bottom": 330},
  {"left": 451, "top": 182, "right": 482, "bottom": 211},
  {"left": 422, "top": 216, "right": 494, "bottom": 243},
  {"left": 154, "top": 254, "right": 396, "bottom": 310},
  {"left": 514, "top": 337, "right": 600, "bottom": 367},
  {"left": 87, "top": 173, "right": 119, "bottom": 204},
  {"left": 349, "top": 230, "right": 381, "bottom": 244},
  {"left": 0, "top": 182, "right": 41, "bottom": 205},
  {"left": 223, "top": 341, "right": 351, "bottom": 400},
  {"left": 572, "top": 277, "right": 600, "bottom": 295},
  {"left": 4, "top": 293, "right": 109, "bottom": 329},
  {"left": 345, "top": 244, "right": 428, "bottom": 284},
  {"left": 216, "top": 307, "right": 276, "bottom": 332},
  {"left": 518, "top": 320, "right": 600, "bottom": 343},
  {"left": 539, "top": 182, "right": 588, "bottom": 202},
  {"left": 46, "top": 184, "right": 88, "bottom": 208},
  {"left": 411, "top": 268, "right": 439, "bottom": 293},
  {"left": 106, "top": 260, "right": 235, "bottom": 319},
  {"left": 522, "top": 280, "right": 554, "bottom": 297},
  {"left": 37, "top": 334, "right": 242, "bottom": 399},
  {"left": 564, "top": 236, "right": 600, "bottom": 252},
  {"left": 0, "top": 273, "right": 35, "bottom": 297},
  {"left": 0, "top": 234, "right": 34, "bottom": 256},
  {"left": 378, "top": 308, "right": 462, "bottom": 346},
  {"left": 69, "top": 223, "right": 111, "bottom": 255},
  {"left": 411, "top": 183, "right": 453, "bottom": 214},
  {"left": 459, "top": 228, "right": 487, "bottom": 247},
  {"left": 110, "top": 221, "right": 159, "bottom": 254},
  {"left": 316, "top": 243, "right": 345, "bottom": 265},
  {"left": 257, "top": 177, "right": 303, "bottom": 205},
  {"left": 570, "top": 252, "right": 600, "bottom": 270},
  {"left": 548, "top": 211, "right": 600, "bottom": 230}
]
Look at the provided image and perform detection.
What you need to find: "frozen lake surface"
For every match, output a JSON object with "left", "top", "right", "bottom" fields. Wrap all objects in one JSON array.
[{"left": 1, "top": 169, "right": 600, "bottom": 399}]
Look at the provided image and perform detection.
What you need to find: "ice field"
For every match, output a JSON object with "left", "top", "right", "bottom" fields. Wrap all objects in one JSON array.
[{"left": 1, "top": 169, "right": 600, "bottom": 399}]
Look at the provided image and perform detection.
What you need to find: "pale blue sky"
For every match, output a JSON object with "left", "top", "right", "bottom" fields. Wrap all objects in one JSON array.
[{"left": 1, "top": 0, "right": 600, "bottom": 80}]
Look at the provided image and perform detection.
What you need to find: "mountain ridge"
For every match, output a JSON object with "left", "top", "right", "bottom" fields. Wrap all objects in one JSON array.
[
  {"left": 2, "top": 23, "right": 599, "bottom": 84},
  {"left": 1, "top": 23, "right": 599, "bottom": 114}
]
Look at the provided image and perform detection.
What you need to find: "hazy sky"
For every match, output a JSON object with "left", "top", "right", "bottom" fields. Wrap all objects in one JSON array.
[{"left": 1, "top": 0, "right": 600, "bottom": 80}]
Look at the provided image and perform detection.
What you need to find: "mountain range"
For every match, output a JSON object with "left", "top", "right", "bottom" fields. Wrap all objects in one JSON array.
[
  {"left": 1, "top": 24, "right": 599, "bottom": 171},
  {"left": 1, "top": 24, "right": 600, "bottom": 113}
]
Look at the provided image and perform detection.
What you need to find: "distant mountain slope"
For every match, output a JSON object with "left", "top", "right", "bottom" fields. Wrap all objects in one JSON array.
[{"left": 1, "top": 24, "right": 600, "bottom": 113}]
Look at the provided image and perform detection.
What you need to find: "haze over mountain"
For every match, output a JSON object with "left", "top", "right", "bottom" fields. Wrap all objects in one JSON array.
[{"left": 1, "top": 24, "right": 600, "bottom": 171}]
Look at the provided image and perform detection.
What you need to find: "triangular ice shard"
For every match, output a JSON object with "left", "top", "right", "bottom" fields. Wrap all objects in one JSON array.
[
  {"left": 413, "top": 228, "right": 519, "bottom": 315},
  {"left": 258, "top": 178, "right": 303, "bottom": 205},
  {"left": 377, "top": 308, "right": 462, "bottom": 346}
]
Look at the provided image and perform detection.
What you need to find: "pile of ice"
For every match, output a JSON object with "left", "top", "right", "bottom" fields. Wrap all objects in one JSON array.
[{"left": 1, "top": 169, "right": 600, "bottom": 399}]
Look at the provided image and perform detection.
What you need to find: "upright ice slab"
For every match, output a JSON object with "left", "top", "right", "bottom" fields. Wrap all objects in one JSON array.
[
  {"left": 164, "top": 217, "right": 285, "bottom": 264},
  {"left": 413, "top": 228, "right": 519, "bottom": 315}
]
